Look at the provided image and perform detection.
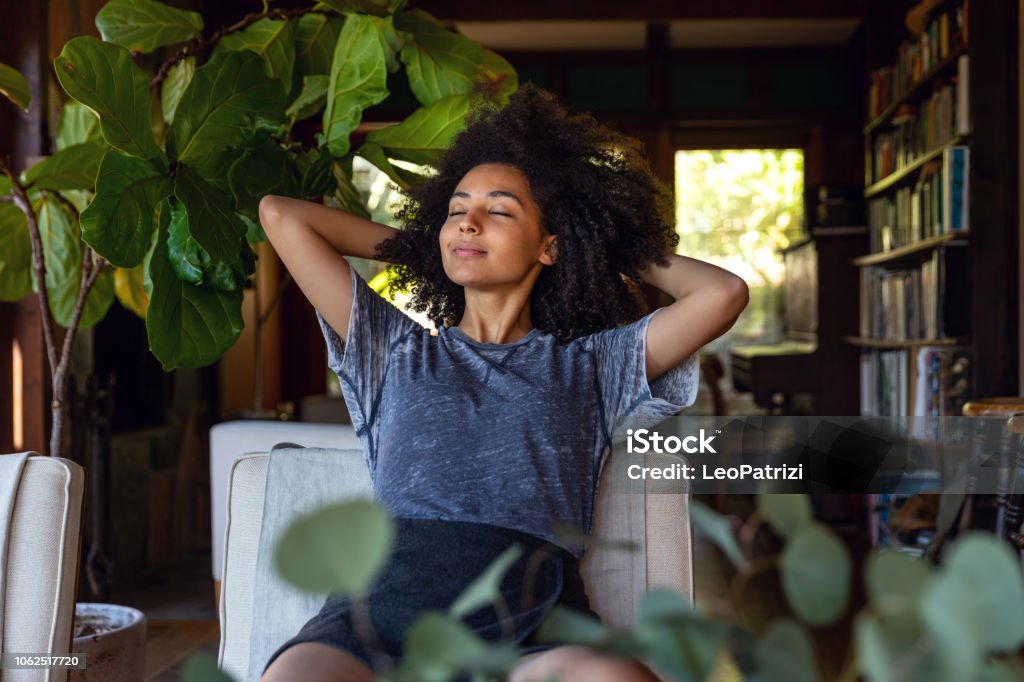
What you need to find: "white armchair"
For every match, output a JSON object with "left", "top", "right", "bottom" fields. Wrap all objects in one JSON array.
[
  {"left": 216, "top": 444, "right": 694, "bottom": 681},
  {"left": 0, "top": 452, "right": 85, "bottom": 682}
]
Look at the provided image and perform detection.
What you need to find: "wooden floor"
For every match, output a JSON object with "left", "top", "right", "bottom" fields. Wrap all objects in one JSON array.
[{"left": 144, "top": 621, "right": 220, "bottom": 681}]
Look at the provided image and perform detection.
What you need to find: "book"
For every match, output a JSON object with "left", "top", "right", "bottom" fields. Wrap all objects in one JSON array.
[{"left": 942, "top": 145, "right": 969, "bottom": 232}]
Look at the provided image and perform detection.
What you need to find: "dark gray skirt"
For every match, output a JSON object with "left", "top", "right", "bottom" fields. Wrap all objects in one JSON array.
[{"left": 262, "top": 517, "right": 601, "bottom": 677}]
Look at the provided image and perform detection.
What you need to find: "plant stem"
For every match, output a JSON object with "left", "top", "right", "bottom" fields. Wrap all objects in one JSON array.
[
  {"left": 1, "top": 158, "right": 58, "bottom": 374},
  {"left": 150, "top": 7, "right": 328, "bottom": 90},
  {"left": 1, "top": 158, "right": 107, "bottom": 456},
  {"left": 52, "top": 248, "right": 106, "bottom": 457}
]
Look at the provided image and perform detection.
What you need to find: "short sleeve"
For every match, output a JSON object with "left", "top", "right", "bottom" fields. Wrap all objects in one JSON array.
[
  {"left": 584, "top": 307, "right": 701, "bottom": 442},
  {"left": 314, "top": 267, "right": 422, "bottom": 439}
]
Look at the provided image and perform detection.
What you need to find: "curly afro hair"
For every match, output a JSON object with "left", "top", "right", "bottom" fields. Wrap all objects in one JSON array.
[{"left": 375, "top": 83, "right": 679, "bottom": 343}]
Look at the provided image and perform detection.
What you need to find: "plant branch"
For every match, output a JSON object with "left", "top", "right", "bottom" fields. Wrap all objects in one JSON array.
[
  {"left": 150, "top": 7, "right": 328, "bottom": 90},
  {"left": 0, "top": 156, "right": 59, "bottom": 373},
  {"left": 258, "top": 270, "right": 293, "bottom": 327},
  {"left": 40, "top": 188, "right": 81, "bottom": 218},
  {"left": 59, "top": 248, "right": 105, "bottom": 371}
]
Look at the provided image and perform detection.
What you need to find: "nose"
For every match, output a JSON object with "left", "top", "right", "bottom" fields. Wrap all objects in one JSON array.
[{"left": 459, "top": 221, "right": 478, "bottom": 234}]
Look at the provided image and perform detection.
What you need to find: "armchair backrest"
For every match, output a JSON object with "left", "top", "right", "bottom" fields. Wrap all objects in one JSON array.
[{"left": 2, "top": 453, "right": 85, "bottom": 682}]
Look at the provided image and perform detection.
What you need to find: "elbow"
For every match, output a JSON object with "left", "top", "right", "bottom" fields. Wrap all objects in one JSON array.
[
  {"left": 725, "top": 275, "right": 750, "bottom": 317},
  {"left": 258, "top": 195, "right": 286, "bottom": 234}
]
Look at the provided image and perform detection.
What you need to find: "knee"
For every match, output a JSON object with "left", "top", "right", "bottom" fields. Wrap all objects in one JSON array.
[{"left": 511, "top": 645, "right": 659, "bottom": 682}]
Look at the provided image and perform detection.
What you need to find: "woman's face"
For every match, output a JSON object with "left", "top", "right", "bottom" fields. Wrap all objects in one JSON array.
[{"left": 439, "top": 163, "right": 556, "bottom": 289}]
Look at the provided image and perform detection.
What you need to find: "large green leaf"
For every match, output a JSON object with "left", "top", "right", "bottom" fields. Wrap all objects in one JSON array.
[
  {"left": 479, "top": 48, "right": 518, "bottom": 105},
  {"left": 80, "top": 149, "right": 172, "bottom": 268},
  {"left": 757, "top": 494, "right": 813, "bottom": 538},
  {"left": 864, "top": 549, "right": 932, "bottom": 612},
  {"left": 331, "top": 159, "right": 371, "bottom": 217},
  {"left": 215, "top": 18, "right": 297, "bottom": 95},
  {"left": 285, "top": 74, "right": 329, "bottom": 121},
  {"left": 322, "top": 14, "right": 398, "bottom": 157},
  {"left": 56, "top": 101, "right": 101, "bottom": 151},
  {"left": 0, "top": 204, "right": 33, "bottom": 301},
  {"left": 23, "top": 142, "right": 105, "bottom": 191},
  {"left": 227, "top": 140, "right": 301, "bottom": 221},
  {"left": 173, "top": 164, "right": 249, "bottom": 266},
  {"left": 161, "top": 56, "right": 195, "bottom": 125},
  {"left": 395, "top": 9, "right": 482, "bottom": 105},
  {"left": 166, "top": 200, "right": 205, "bottom": 285},
  {"left": 146, "top": 202, "right": 244, "bottom": 369},
  {"left": 921, "top": 533, "right": 1024, "bottom": 652},
  {"left": 448, "top": 545, "right": 522, "bottom": 619},
  {"left": 855, "top": 610, "right": 949, "bottom": 682},
  {"left": 182, "top": 651, "right": 234, "bottom": 682},
  {"left": 398, "top": 612, "right": 490, "bottom": 680},
  {"left": 114, "top": 263, "right": 149, "bottom": 318},
  {"left": 689, "top": 499, "right": 746, "bottom": 569},
  {"left": 0, "top": 62, "right": 31, "bottom": 111},
  {"left": 294, "top": 14, "right": 344, "bottom": 77},
  {"left": 166, "top": 197, "right": 250, "bottom": 292},
  {"left": 170, "top": 50, "right": 286, "bottom": 164},
  {"left": 780, "top": 523, "right": 851, "bottom": 626},
  {"left": 633, "top": 612, "right": 730, "bottom": 682},
  {"left": 53, "top": 37, "right": 163, "bottom": 160},
  {"left": 36, "top": 195, "right": 114, "bottom": 329},
  {"left": 95, "top": 0, "right": 203, "bottom": 53},
  {"left": 319, "top": 0, "right": 406, "bottom": 16},
  {"left": 274, "top": 498, "right": 394, "bottom": 594},
  {"left": 757, "top": 620, "right": 820, "bottom": 682},
  {"left": 360, "top": 92, "right": 474, "bottom": 167},
  {"left": 296, "top": 147, "right": 337, "bottom": 200}
]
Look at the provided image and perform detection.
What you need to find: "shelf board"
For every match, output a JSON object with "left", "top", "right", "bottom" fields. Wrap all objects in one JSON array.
[
  {"left": 844, "top": 336, "right": 970, "bottom": 349},
  {"left": 852, "top": 232, "right": 969, "bottom": 267},
  {"left": 864, "top": 45, "right": 967, "bottom": 135},
  {"left": 864, "top": 136, "right": 968, "bottom": 198}
]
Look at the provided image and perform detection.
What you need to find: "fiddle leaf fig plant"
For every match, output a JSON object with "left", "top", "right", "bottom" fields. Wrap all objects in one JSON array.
[{"left": 0, "top": 0, "right": 516, "bottom": 457}]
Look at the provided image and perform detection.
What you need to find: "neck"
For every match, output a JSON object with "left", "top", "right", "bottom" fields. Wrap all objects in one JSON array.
[{"left": 457, "top": 287, "right": 535, "bottom": 345}]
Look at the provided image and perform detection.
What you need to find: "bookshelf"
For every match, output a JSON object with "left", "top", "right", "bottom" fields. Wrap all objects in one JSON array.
[
  {"left": 855, "top": 0, "right": 973, "bottom": 421},
  {"left": 856, "top": 0, "right": 1020, "bottom": 553}
]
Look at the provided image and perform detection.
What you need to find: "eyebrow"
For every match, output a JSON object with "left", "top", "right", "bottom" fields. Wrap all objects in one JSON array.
[{"left": 450, "top": 190, "right": 524, "bottom": 208}]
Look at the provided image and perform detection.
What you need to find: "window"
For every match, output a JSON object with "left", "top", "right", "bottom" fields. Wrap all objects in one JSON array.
[{"left": 674, "top": 148, "right": 805, "bottom": 396}]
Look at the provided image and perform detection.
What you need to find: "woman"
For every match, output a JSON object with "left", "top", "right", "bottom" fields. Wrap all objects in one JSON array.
[{"left": 258, "top": 84, "right": 748, "bottom": 682}]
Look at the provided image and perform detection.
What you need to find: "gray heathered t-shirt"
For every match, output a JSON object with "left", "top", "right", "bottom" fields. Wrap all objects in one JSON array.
[{"left": 315, "top": 267, "right": 699, "bottom": 556}]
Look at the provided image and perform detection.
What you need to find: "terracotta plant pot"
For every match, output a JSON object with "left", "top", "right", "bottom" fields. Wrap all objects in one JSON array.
[{"left": 70, "top": 603, "right": 146, "bottom": 682}]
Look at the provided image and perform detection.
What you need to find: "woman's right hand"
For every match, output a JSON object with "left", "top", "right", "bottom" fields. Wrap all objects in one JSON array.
[{"left": 258, "top": 195, "right": 398, "bottom": 340}]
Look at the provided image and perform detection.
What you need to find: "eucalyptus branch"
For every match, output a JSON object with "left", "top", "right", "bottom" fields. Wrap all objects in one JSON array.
[
  {"left": 0, "top": 194, "right": 13, "bottom": 203},
  {"left": 150, "top": 6, "right": 329, "bottom": 90},
  {"left": 728, "top": 555, "right": 778, "bottom": 618},
  {"left": 0, "top": 157, "right": 59, "bottom": 373}
]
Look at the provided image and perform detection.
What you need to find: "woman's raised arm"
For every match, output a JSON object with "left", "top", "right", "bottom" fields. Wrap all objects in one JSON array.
[
  {"left": 639, "top": 254, "right": 749, "bottom": 383},
  {"left": 258, "top": 195, "right": 399, "bottom": 340}
]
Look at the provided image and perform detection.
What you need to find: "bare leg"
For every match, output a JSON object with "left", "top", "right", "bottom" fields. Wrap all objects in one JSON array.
[
  {"left": 509, "top": 645, "right": 660, "bottom": 682},
  {"left": 260, "top": 642, "right": 374, "bottom": 682}
]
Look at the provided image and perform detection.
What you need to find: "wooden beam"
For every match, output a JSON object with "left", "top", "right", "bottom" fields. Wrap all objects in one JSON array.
[{"left": 416, "top": 0, "right": 866, "bottom": 21}]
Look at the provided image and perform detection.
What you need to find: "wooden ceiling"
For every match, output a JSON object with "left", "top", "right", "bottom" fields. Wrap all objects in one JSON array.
[
  {"left": 412, "top": 0, "right": 869, "bottom": 21},
  {"left": 412, "top": 0, "right": 870, "bottom": 50}
]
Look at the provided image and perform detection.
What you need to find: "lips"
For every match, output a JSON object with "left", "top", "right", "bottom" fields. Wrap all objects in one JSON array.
[{"left": 453, "top": 243, "right": 486, "bottom": 256}]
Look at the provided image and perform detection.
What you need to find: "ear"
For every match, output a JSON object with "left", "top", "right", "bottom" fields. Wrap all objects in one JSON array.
[{"left": 540, "top": 235, "right": 558, "bottom": 266}]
